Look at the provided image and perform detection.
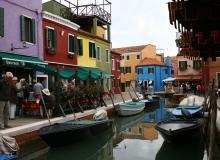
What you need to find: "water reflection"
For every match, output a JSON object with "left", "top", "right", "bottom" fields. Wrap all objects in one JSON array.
[
  {"left": 156, "top": 140, "right": 204, "bottom": 160},
  {"left": 20, "top": 98, "right": 206, "bottom": 160},
  {"left": 46, "top": 128, "right": 114, "bottom": 160}
]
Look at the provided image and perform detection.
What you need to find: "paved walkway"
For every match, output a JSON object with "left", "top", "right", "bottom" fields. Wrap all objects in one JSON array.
[{"left": 1, "top": 92, "right": 141, "bottom": 136}]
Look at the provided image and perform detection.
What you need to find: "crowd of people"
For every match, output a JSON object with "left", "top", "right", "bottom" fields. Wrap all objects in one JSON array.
[
  {"left": 180, "top": 82, "right": 205, "bottom": 95},
  {"left": 0, "top": 72, "right": 54, "bottom": 129}
]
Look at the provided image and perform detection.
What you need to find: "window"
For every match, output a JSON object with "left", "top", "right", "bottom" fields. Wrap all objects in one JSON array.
[
  {"left": 120, "top": 55, "right": 124, "bottom": 60},
  {"left": 125, "top": 67, "right": 131, "bottom": 73},
  {"left": 137, "top": 68, "right": 143, "bottom": 74},
  {"left": 112, "top": 59, "right": 115, "bottom": 70},
  {"left": 46, "top": 27, "right": 56, "bottom": 51},
  {"left": 179, "top": 61, "right": 187, "bottom": 70},
  {"left": 148, "top": 68, "right": 154, "bottom": 73},
  {"left": 97, "top": 46, "right": 101, "bottom": 61},
  {"left": 77, "top": 38, "right": 83, "bottom": 56},
  {"left": 126, "top": 81, "right": 131, "bottom": 87},
  {"left": 165, "top": 69, "right": 168, "bottom": 74},
  {"left": 120, "top": 67, "right": 125, "bottom": 73},
  {"left": 171, "top": 70, "right": 174, "bottom": 75},
  {"left": 89, "top": 42, "right": 96, "bottom": 58},
  {"left": 105, "top": 49, "right": 109, "bottom": 62},
  {"left": 0, "top": 7, "right": 4, "bottom": 37},
  {"left": 136, "top": 53, "right": 141, "bottom": 59},
  {"left": 68, "top": 34, "right": 76, "bottom": 54},
  {"left": 20, "top": 15, "right": 35, "bottom": 43},
  {"left": 126, "top": 55, "right": 130, "bottom": 60},
  {"left": 193, "top": 60, "right": 201, "bottom": 70},
  {"left": 138, "top": 128, "right": 143, "bottom": 134},
  {"left": 117, "top": 61, "right": 120, "bottom": 71}
]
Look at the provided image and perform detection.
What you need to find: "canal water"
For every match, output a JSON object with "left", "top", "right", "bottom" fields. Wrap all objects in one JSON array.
[{"left": 19, "top": 98, "right": 207, "bottom": 160}]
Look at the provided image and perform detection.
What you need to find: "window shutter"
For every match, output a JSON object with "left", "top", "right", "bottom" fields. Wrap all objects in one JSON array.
[
  {"left": 0, "top": 7, "right": 4, "bottom": 37},
  {"left": 78, "top": 39, "right": 83, "bottom": 56},
  {"left": 31, "top": 18, "right": 36, "bottom": 43},
  {"left": 53, "top": 30, "right": 57, "bottom": 49},
  {"left": 20, "top": 15, "right": 25, "bottom": 41},
  {"left": 89, "top": 42, "right": 92, "bottom": 58},
  {"left": 45, "top": 28, "right": 48, "bottom": 48},
  {"left": 73, "top": 36, "right": 76, "bottom": 53},
  {"left": 93, "top": 43, "right": 96, "bottom": 58}
]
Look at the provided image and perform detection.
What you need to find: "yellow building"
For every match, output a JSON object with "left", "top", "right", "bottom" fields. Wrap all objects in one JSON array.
[{"left": 112, "top": 44, "right": 158, "bottom": 92}]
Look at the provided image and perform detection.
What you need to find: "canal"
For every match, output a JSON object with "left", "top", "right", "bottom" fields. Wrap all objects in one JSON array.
[{"left": 19, "top": 98, "right": 207, "bottom": 160}]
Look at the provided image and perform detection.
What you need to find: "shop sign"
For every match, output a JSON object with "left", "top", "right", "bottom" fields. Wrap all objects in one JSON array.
[{"left": 4, "top": 60, "right": 26, "bottom": 67}]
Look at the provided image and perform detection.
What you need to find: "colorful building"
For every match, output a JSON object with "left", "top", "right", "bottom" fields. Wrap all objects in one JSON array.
[
  {"left": 111, "top": 50, "right": 121, "bottom": 94},
  {"left": 175, "top": 54, "right": 202, "bottom": 83},
  {"left": 136, "top": 58, "right": 173, "bottom": 91},
  {"left": 0, "top": 0, "right": 46, "bottom": 81},
  {"left": 42, "top": 11, "right": 80, "bottom": 70},
  {"left": 112, "top": 44, "right": 158, "bottom": 92},
  {"left": 206, "top": 58, "right": 220, "bottom": 88}
]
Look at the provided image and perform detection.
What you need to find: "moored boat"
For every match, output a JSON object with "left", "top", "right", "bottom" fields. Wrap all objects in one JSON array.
[
  {"left": 39, "top": 119, "right": 114, "bottom": 147},
  {"left": 155, "top": 119, "right": 202, "bottom": 143},
  {"left": 115, "top": 101, "right": 145, "bottom": 116},
  {"left": 172, "top": 106, "right": 203, "bottom": 118}
]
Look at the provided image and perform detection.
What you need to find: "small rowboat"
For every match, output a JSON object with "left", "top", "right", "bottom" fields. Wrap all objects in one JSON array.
[
  {"left": 39, "top": 119, "right": 113, "bottom": 147},
  {"left": 155, "top": 119, "right": 202, "bottom": 143},
  {"left": 115, "top": 101, "right": 145, "bottom": 116},
  {"left": 172, "top": 106, "right": 203, "bottom": 118}
]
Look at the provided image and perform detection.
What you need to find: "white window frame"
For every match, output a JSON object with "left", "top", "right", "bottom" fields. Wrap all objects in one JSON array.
[
  {"left": 89, "top": 41, "right": 96, "bottom": 59},
  {"left": 97, "top": 46, "right": 101, "bottom": 61},
  {"left": 112, "top": 59, "right": 115, "bottom": 70},
  {"left": 68, "top": 33, "right": 75, "bottom": 55},
  {"left": 105, "top": 49, "right": 110, "bottom": 63},
  {"left": 22, "top": 14, "right": 35, "bottom": 45}
]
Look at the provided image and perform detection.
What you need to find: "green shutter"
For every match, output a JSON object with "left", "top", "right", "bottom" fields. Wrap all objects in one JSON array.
[
  {"left": 78, "top": 39, "right": 83, "bottom": 56},
  {"left": 0, "top": 7, "right": 4, "bottom": 37},
  {"left": 93, "top": 43, "right": 96, "bottom": 58},
  {"left": 53, "top": 30, "right": 57, "bottom": 49},
  {"left": 73, "top": 36, "right": 76, "bottom": 53},
  {"left": 20, "top": 15, "right": 25, "bottom": 41},
  {"left": 45, "top": 28, "right": 48, "bottom": 48},
  {"left": 31, "top": 18, "right": 36, "bottom": 43},
  {"left": 89, "top": 42, "right": 92, "bottom": 58}
]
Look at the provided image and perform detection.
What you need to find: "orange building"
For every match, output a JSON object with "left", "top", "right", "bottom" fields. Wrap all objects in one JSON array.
[{"left": 112, "top": 44, "right": 159, "bottom": 92}]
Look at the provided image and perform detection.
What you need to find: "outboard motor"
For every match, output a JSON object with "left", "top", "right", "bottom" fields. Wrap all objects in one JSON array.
[
  {"left": 93, "top": 109, "right": 108, "bottom": 120},
  {"left": 181, "top": 108, "right": 192, "bottom": 119}
]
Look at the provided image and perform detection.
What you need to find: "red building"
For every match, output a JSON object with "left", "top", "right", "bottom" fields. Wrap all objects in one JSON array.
[
  {"left": 42, "top": 11, "right": 80, "bottom": 70},
  {"left": 111, "top": 50, "right": 121, "bottom": 94}
]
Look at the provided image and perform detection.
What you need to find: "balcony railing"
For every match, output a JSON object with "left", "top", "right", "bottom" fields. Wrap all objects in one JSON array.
[{"left": 58, "top": 0, "right": 111, "bottom": 24}]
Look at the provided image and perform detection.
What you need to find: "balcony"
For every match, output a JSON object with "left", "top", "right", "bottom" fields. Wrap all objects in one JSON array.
[{"left": 57, "top": 0, "right": 111, "bottom": 24}]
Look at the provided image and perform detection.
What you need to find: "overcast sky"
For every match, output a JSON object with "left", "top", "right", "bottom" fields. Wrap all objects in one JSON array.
[{"left": 42, "top": 0, "right": 178, "bottom": 56}]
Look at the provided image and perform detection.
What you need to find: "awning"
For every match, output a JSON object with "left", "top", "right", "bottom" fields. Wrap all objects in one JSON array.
[
  {"left": 58, "top": 69, "right": 76, "bottom": 79},
  {"left": 26, "top": 63, "right": 57, "bottom": 74},
  {"left": 76, "top": 67, "right": 113, "bottom": 80},
  {"left": 175, "top": 75, "right": 202, "bottom": 81},
  {"left": 163, "top": 77, "right": 176, "bottom": 82},
  {"left": 0, "top": 52, "right": 47, "bottom": 65}
]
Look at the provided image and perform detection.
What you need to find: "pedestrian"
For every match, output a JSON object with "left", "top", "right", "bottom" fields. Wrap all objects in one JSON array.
[
  {"left": 16, "top": 78, "right": 25, "bottom": 116},
  {"left": 41, "top": 88, "right": 53, "bottom": 117},
  {"left": 0, "top": 72, "right": 14, "bottom": 129},
  {"left": 10, "top": 77, "right": 18, "bottom": 119}
]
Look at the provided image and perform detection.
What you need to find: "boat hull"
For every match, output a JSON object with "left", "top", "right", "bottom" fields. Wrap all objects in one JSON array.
[
  {"left": 155, "top": 119, "right": 202, "bottom": 143},
  {"left": 172, "top": 106, "right": 203, "bottom": 118},
  {"left": 115, "top": 102, "right": 145, "bottom": 116},
  {"left": 39, "top": 119, "right": 114, "bottom": 147}
]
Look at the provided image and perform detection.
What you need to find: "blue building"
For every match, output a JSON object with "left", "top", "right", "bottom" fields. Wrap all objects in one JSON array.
[{"left": 136, "top": 57, "right": 173, "bottom": 91}]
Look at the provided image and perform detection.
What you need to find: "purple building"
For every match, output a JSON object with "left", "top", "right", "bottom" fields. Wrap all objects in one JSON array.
[{"left": 0, "top": 0, "right": 45, "bottom": 81}]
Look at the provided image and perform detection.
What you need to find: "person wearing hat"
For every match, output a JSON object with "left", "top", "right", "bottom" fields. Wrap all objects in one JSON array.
[
  {"left": 41, "top": 88, "right": 53, "bottom": 117},
  {"left": 0, "top": 72, "right": 14, "bottom": 129}
]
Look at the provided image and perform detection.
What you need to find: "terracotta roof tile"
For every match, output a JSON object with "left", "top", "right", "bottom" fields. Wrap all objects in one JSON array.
[
  {"left": 138, "top": 58, "right": 165, "bottom": 66},
  {"left": 111, "top": 45, "right": 149, "bottom": 54}
]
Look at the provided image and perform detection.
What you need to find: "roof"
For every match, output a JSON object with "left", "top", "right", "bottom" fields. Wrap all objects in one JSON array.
[
  {"left": 137, "top": 58, "right": 165, "bottom": 66},
  {"left": 111, "top": 45, "right": 150, "bottom": 54}
]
